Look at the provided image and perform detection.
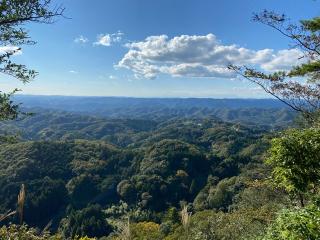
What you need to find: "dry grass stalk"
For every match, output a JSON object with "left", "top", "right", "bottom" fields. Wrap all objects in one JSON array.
[
  {"left": 181, "top": 205, "right": 191, "bottom": 239},
  {"left": 181, "top": 205, "right": 191, "bottom": 229},
  {"left": 42, "top": 220, "right": 53, "bottom": 234},
  {"left": 0, "top": 210, "right": 16, "bottom": 222},
  {"left": 0, "top": 185, "right": 25, "bottom": 224},
  {"left": 115, "top": 217, "right": 131, "bottom": 240},
  {"left": 17, "top": 184, "right": 26, "bottom": 225}
]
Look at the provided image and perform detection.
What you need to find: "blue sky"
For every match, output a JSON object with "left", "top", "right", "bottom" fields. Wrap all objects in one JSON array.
[{"left": 1, "top": 0, "right": 319, "bottom": 98}]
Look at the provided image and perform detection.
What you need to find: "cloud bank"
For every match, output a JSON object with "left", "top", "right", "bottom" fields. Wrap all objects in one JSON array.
[{"left": 117, "top": 34, "right": 304, "bottom": 79}]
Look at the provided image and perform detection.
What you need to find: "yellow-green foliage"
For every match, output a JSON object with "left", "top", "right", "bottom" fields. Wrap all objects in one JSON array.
[
  {"left": 130, "top": 221, "right": 162, "bottom": 240},
  {"left": 262, "top": 204, "right": 320, "bottom": 240},
  {"left": 0, "top": 224, "right": 62, "bottom": 240},
  {"left": 75, "top": 237, "right": 96, "bottom": 240},
  {"left": 165, "top": 206, "right": 279, "bottom": 240},
  {"left": 110, "top": 221, "right": 162, "bottom": 240},
  {"left": 266, "top": 128, "right": 320, "bottom": 195},
  {"left": 0, "top": 224, "right": 98, "bottom": 240}
]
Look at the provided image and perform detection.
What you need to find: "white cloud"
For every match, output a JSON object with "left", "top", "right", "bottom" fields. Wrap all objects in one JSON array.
[
  {"left": 69, "top": 70, "right": 78, "bottom": 74},
  {"left": 95, "top": 34, "right": 112, "bottom": 46},
  {"left": 117, "top": 34, "right": 304, "bottom": 79},
  {"left": 94, "top": 31, "right": 124, "bottom": 47},
  {"left": 260, "top": 49, "right": 303, "bottom": 71},
  {"left": 74, "top": 35, "right": 89, "bottom": 44},
  {"left": 0, "top": 46, "right": 22, "bottom": 55}
]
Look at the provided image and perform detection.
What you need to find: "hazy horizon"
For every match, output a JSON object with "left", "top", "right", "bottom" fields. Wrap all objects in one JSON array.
[{"left": 14, "top": 93, "right": 278, "bottom": 99}]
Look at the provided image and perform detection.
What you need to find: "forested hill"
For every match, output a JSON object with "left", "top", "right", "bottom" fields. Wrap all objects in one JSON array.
[
  {"left": 0, "top": 117, "right": 273, "bottom": 238},
  {"left": 0, "top": 104, "right": 295, "bottom": 145},
  {"left": 0, "top": 96, "right": 300, "bottom": 239},
  {"left": 0, "top": 111, "right": 266, "bottom": 147}
]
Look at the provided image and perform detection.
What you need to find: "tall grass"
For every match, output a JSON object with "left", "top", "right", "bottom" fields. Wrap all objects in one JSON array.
[
  {"left": 0, "top": 210, "right": 16, "bottom": 222},
  {"left": 114, "top": 217, "right": 131, "bottom": 240},
  {"left": 17, "top": 184, "right": 26, "bottom": 225},
  {"left": 0, "top": 184, "right": 25, "bottom": 224},
  {"left": 181, "top": 205, "right": 191, "bottom": 240}
]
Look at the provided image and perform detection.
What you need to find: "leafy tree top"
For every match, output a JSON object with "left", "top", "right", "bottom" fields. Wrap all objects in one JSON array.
[
  {"left": 266, "top": 128, "right": 320, "bottom": 200},
  {"left": 0, "top": 0, "right": 64, "bottom": 120}
]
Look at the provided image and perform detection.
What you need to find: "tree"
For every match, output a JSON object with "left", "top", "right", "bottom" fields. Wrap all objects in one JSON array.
[
  {"left": 59, "top": 204, "right": 112, "bottom": 239},
  {"left": 229, "top": 10, "right": 320, "bottom": 122},
  {"left": 130, "top": 221, "right": 162, "bottom": 240},
  {"left": 266, "top": 128, "right": 320, "bottom": 207},
  {"left": 117, "top": 180, "right": 136, "bottom": 203},
  {"left": 24, "top": 177, "right": 68, "bottom": 227},
  {"left": 262, "top": 203, "right": 320, "bottom": 240},
  {"left": 229, "top": 10, "right": 320, "bottom": 238},
  {"left": 0, "top": 0, "right": 64, "bottom": 120},
  {"left": 67, "top": 174, "right": 99, "bottom": 209}
]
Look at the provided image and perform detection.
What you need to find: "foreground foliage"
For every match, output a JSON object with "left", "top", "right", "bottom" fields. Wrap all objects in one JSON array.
[
  {"left": 0, "top": 0, "right": 64, "bottom": 120},
  {"left": 267, "top": 128, "right": 320, "bottom": 205},
  {"left": 263, "top": 203, "right": 320, "bottom": 240}
]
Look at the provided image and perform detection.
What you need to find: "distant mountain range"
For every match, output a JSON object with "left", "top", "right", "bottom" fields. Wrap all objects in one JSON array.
[
  {"left": 14, "top": 95, "right": 289, "bottom": 112},
  {"left": 12, "top": 95, "right": 296, "bottom": 128}
]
